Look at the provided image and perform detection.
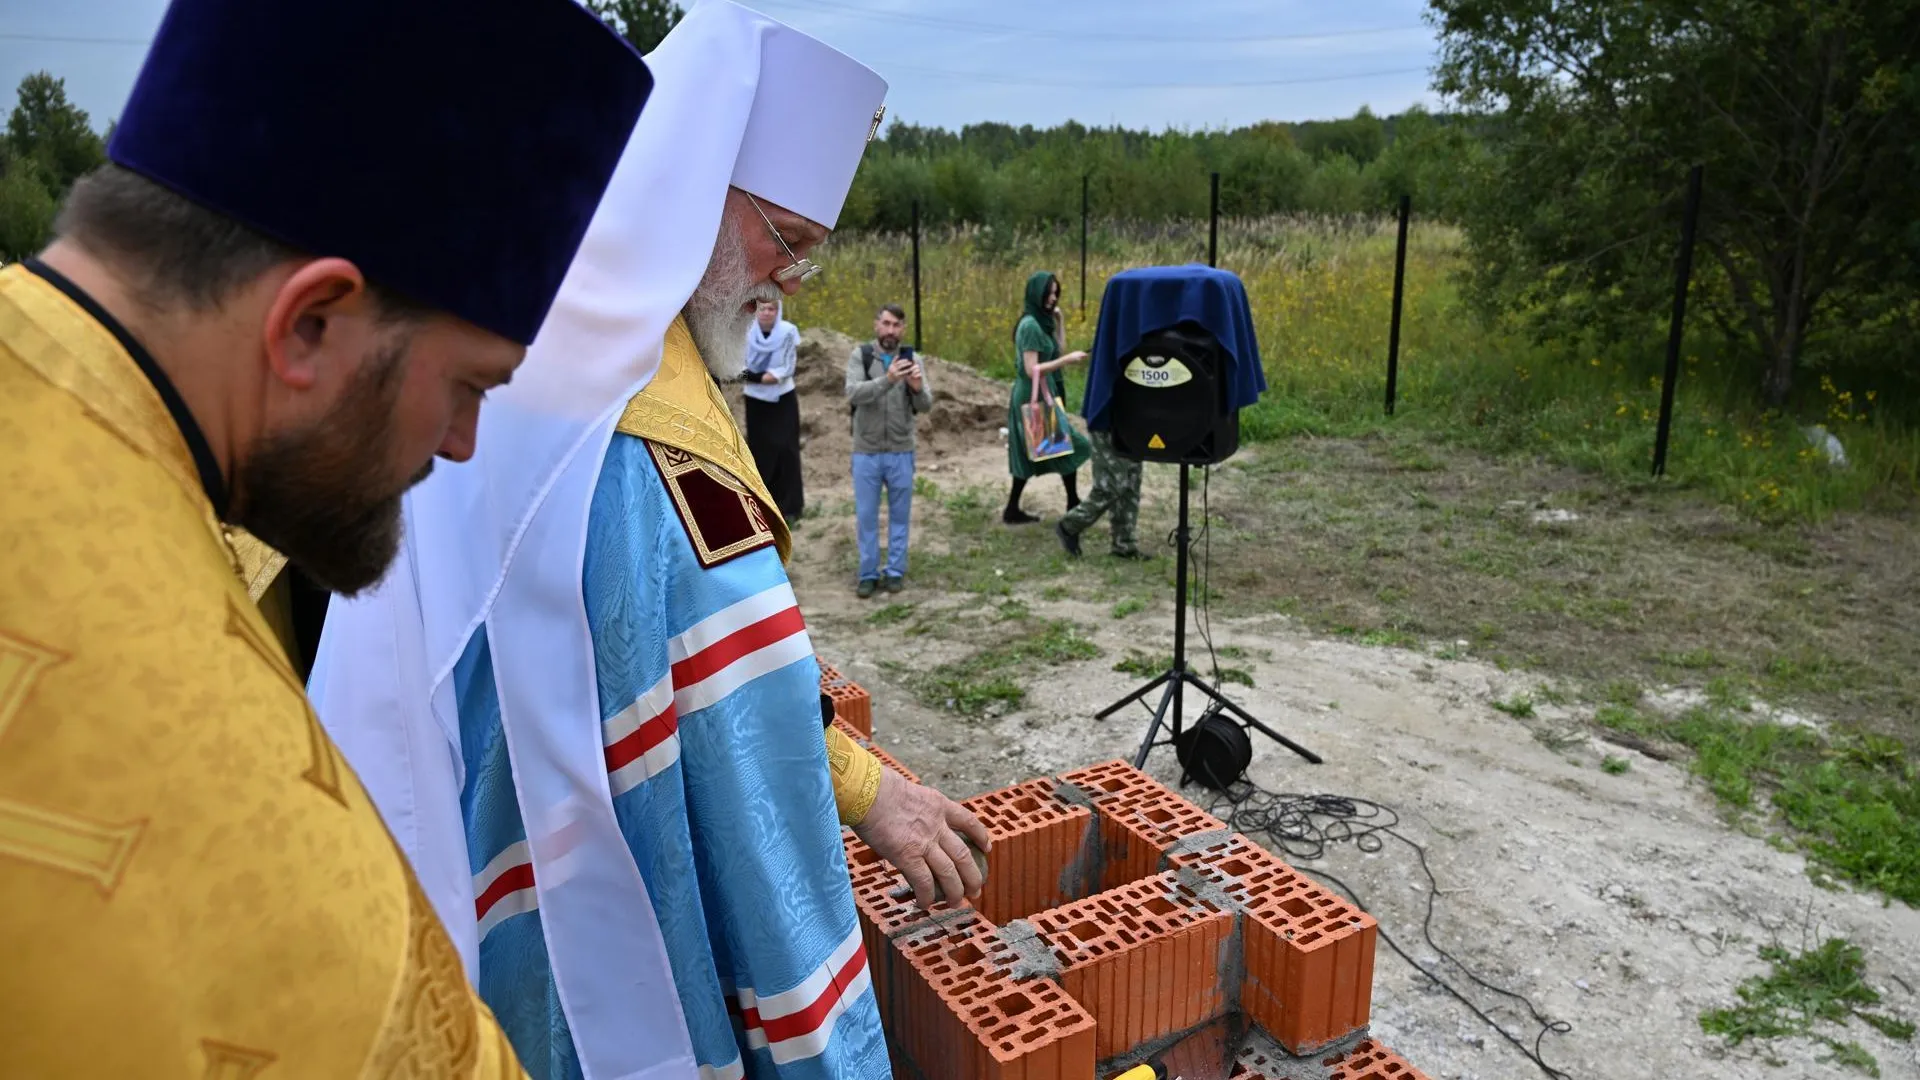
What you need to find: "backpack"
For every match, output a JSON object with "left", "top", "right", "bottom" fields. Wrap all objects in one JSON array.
[{"left": 849, "top": 343, "right": 877, "bottom": 419}]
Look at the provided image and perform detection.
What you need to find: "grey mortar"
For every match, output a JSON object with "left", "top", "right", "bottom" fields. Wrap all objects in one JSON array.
[
  {"left": 1158, "top": 827, "right": 1237, "bottom": 873},
  {"left": 1053, "top": 778, "right": 1108, "bottom": 901},
  {"left": 991, "top": 919, "right": 1062, "bottom": 981}
]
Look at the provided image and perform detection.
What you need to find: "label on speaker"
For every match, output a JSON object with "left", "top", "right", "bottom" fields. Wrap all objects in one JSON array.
[{"left": 1123, "top": 355, "right": 1192, "bottom": 388}]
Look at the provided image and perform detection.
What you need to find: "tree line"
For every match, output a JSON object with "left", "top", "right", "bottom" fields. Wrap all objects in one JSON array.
[
  {"left": 840, "top": 107, "right": 1475, "bottom": 232},
  {"left": 4, "top": 0, "right": 1914, "bottom": 413}
]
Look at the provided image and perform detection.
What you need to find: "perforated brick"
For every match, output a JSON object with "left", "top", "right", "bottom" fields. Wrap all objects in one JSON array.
[
  {"left": 961, "top": 778, "right": 1095, "bottom": 925},
  {"left": 819, "top": 665, "right": 874, "bottom": 737},
  {"left": 1230, "top": 1036, "right": 1432, "bottom": 1080},
  {"left": 865, "top": 765, "right": 1412, "bottom": 1080},
  {"left": 1030, "top": 871, "right": 1234, "bottom": 1059}
]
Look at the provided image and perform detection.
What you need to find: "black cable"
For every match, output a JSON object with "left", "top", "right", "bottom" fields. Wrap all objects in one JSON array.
[
  {"left": 1167, "top": 466, "right": 1225, "bottom": 683},
  {"left": 1201, "top": 783, "right": 1575, "bottom": 1080}
]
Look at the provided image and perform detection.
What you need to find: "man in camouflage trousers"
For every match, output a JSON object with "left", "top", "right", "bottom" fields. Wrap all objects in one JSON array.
[{"left": 1056, "top": 429, "right": 1148, "bottom": 559}]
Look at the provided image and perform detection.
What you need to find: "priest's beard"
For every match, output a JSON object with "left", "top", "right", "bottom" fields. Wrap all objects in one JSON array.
[
  {"left": 685, "top": 210, "right": 780, "bottom": 379},
  {"left": 234, "top": 336, "right": 429, "bottom": 597}
]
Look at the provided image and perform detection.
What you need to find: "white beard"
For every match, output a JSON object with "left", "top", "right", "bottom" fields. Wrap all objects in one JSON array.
[{"left": 684, "top": 209, "right": 779, "bottom": 379}]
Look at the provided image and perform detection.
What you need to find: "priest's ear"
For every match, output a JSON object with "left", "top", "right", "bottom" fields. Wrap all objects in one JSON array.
[{"left": 259, "top": 258, "right": 420, "bottom": 393}]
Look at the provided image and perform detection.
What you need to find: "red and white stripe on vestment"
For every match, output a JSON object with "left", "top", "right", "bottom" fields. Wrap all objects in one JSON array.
[
  {"left": 729, "top": 925, "right": 872, "bottom": 1066},
  {"left": 473, "top": 840, "right": 537, "bottom": 941},
  {"left": 668, "top": 582, "right": 812, "bottom": 717},
  {"left": 604, "top": 673, "right": 679, "bottom": 798}
]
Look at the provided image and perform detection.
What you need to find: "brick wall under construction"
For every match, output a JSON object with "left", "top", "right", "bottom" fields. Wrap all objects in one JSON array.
[{"left": 820, "top": 664, "right": 1432, "bottom": 1080}]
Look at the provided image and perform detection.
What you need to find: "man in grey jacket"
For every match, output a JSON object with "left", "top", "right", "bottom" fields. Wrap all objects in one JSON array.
[{"left": 845, "top": 302, "right": 932, "bottom": 596}]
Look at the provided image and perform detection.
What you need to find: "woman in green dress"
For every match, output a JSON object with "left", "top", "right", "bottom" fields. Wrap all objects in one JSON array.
[{"left": 1004, "top": 270, "right": 1092, "bottom": 524}]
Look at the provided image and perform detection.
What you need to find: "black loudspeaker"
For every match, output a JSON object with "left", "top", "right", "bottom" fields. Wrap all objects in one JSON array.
[
  {"left": 1175, "top": 705, "right": 1253, "bottom": 791},
  {"left": 1107, "top": 321, "right": 1240, "bottom": 464}
]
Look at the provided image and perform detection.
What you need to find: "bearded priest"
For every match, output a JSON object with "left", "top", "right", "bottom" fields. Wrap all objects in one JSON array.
[
  {"left": 0, "top": 0, "right": 655, "bottom": 1074},
  {"left": 306, "top": 4, "right": 990, "bottom": 1079}
]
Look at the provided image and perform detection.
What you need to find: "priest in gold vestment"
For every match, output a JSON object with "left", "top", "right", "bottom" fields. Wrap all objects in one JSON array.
[{"left": 0, "top": 0, "right": 658, "bottom": 1073}]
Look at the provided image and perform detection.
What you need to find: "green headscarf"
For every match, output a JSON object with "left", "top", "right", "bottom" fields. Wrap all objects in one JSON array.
[{"left": 1020, "top": 270, "right": 1059, "bottom": 340}]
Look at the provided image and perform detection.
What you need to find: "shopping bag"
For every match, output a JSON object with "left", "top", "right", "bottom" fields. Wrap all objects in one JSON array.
[{"left": 1021, "top": 397, "right": 1075, "bottom": 462}]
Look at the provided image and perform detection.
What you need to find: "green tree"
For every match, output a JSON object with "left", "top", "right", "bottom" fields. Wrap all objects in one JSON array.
[
  {"left": 586, "top": 0, "right": 685, "bottom": 54},
  {"left": 1432, "top": 0, "right": 1920, "bottom": 405},
  {"left": 5, "top": 72, "right": 104, "bottom": 194},
  {"left": 0, "top": 147, "right": 57, "bottom": 262},
  {"left": 1298, "top": 106, "right": 1386, "bottom": 165}
]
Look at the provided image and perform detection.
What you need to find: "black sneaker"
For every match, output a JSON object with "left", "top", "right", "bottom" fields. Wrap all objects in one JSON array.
[
  {"left": 1056, "top": 521, "right": 1082, "bottom": 557},
  {"left": 1111, "top": 549, "right": 1152, "bottom": 561},
  {"left": 1003, "top": 507, "right": 1039, "bottom": 525},
  {"left": 856, "top": 578, "right": 878, "bottom": 598},
  {"left": 884, "top": 576, "right": 905, "bottom": 593}
]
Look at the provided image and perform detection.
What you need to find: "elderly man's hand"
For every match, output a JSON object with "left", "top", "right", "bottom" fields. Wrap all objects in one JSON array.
[{"left": 852, "top": 767, "right": 992, "bottom": 910}]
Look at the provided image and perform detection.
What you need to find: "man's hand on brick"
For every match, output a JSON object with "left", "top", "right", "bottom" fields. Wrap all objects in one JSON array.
[{"left": 853, "top": 768, "right": 992, "bottom": 909}]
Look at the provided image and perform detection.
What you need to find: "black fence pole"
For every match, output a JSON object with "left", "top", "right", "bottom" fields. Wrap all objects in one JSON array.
[
  {"left": 910, "top": 198, "right": 922, "bottom": 352},
  {"left": 1652, "top": 164, "right": 1704, "bottom": 477},
  {"left": 1208, "top": 171, "right": 1220, "bottom": 268},
  {"left": 1385, "top": 194, "right": 1411, "bottom": 416},
  {"left": 1079, "top": 173, "right": 1089, "bottom": 317}
]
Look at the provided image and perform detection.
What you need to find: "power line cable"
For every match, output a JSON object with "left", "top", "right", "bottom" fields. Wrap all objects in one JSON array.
[{"left": 0, "top": 32, "right": 150, "bottom": 45}]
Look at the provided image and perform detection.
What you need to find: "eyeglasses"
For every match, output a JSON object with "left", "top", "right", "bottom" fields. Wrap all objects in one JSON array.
[{"left": 746, "top": 193, "right": 822, "bottom": 285}]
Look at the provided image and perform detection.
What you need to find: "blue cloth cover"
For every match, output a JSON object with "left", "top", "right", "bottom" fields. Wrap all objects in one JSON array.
[
  {"left": 1082, "top": 264, "right": 1267, "bottom": 430},
  {"left": 108, "top": 0, "right": 653, "bottom": 345}
]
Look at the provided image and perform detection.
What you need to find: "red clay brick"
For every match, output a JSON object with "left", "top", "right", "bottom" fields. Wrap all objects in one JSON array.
[
  {"left": 820, "top": 671, "right": 874, "bottom": 738},
  {"left": 960, "top": 779, "right": 1094, "bottom": 925},
  {"left": 1055, "top": 760, "right": 1170, "bottom": 805},
  {"left": 1028, "top": 871, "right": 1233, "bottom": 1060},
  {"left": 1230, "top": 1037, "right": 1432, "bottom": 1080},
  {"left": 1176, "top": 836, "right": 1377, "bottom": 1054},
  {"left": 886, "top": 918, "right": 1096, "bottom": 1080}
]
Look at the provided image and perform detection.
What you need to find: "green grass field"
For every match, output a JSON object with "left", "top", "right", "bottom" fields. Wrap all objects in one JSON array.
[{"left": 789, "top": 217, "right": 1918, "bottom": 524}]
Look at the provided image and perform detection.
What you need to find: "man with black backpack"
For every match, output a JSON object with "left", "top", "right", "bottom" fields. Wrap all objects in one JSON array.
[{"left": 845, "top": 302, "right": 931, "bottom": 597}]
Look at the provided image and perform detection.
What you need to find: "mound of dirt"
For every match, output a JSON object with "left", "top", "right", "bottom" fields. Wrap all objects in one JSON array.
[{"left": 724, "top": 325, "right": 1014, "bottom": 495}]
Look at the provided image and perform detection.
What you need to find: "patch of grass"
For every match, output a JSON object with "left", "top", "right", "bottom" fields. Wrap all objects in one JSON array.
[
  {"left": 995, "top": 599, "right": 1030, "bottom": 622},
  {"left": 1602, "top": 755, "right": 1631, "bottom": 775},
  {"left": 1601, "top": 680, "right": 1644, "bottom": 708},
  {"left": 1113, "top": 649, "right": 1169, "bottom": 679},
  {"left": 1029, "top": 620, "right": 1102, "bottom": 663},
  {"left": 1596, "top": 702, "right": 1920, "bottom": 905},
  {"left": 1772, "top": 746, "right": 1920, "bottom": 906},
  {"left": 913, "top": 475, "right": 942, "bottom": 500},
  {"left": 865, "top": 603, "right": 915, "bottom": 626},
  {"left": 1358, "top": 628, "right": 1421, "bottom": 649},
  {"left": 1492, "top": 695, "right": 1537, "bottom": 719},
  {"left": 911, "top": 618, "right": 1101, "bottom": 719},
  {"left": 1111, "top": 596, "right": 1147, "bottom": 619},
  {"left": 1041, "top": 584, "right": 1070, "bottom": 601},
  {"left": 1699, "top": 938, "right": 1913, "bottom": 1076},
  {"left": 1707, "top": 675, "right": 1755, "bottom": 712},
  {"left": 1595, "top": 704, "right": 1658, "bottom": 736},
  {"left": 1660, "top": 648, "right": 1725, "bottom": 671},
  {"left": 1204, "top": 663, "right": 1256, "bottom": 689}
]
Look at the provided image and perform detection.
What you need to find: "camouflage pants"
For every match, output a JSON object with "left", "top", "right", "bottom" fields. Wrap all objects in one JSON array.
[{"left": 1058, "top": 430, "right": 1141, "bottom": 555}]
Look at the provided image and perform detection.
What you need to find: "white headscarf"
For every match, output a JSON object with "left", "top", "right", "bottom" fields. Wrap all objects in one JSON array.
[
  {"left": 308, "top": 3, "right": 884, "bottom": 1077},
  {"left": 744, "top": 300, "right": 798, "bottom": 373}
]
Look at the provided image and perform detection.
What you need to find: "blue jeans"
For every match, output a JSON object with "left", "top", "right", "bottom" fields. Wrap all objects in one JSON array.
[{"left": 853, "top": 452, "right": 914, "bottom": 581}]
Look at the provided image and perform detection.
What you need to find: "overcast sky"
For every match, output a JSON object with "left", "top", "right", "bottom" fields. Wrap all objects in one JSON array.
[{"left": 0, "top": 0, "right": 1443, "bottom": 135}]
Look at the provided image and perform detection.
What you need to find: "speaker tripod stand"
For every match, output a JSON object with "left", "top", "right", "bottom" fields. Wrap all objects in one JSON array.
[{"left": 1098, "top": 463, "right": 1322, "bottom": 775}]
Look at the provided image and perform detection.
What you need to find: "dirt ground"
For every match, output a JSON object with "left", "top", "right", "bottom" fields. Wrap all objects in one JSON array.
[{"left": 735, "top": 331, "right": 1920, "bottom": 1080}]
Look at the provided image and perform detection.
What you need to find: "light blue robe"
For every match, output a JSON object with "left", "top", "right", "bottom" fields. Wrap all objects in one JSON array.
[{"left": 453, "top": 430, "right": 889, "bottom": 1080}]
